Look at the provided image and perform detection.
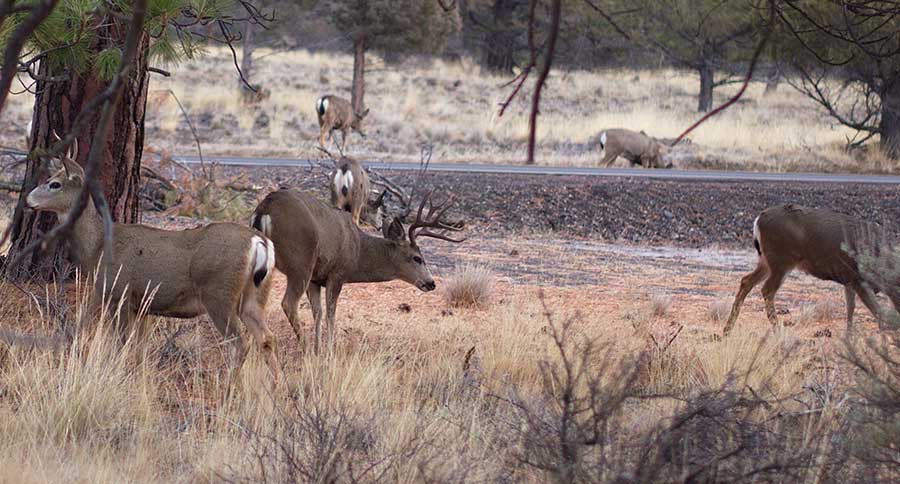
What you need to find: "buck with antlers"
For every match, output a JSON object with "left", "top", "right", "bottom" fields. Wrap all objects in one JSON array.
[
  {"left": 251, "top": 189, "right": 464, "bottom": 353},
  {"left": 316, "top": 95, "right": 369, "bottom": 152},
  {"left": 723, "top": 204, "right": 900, "bottom": 335},
  {"left": 330, "top": 156, "right": 386, "bottom": 229},
  {"left": 25, "top": 141, "right": 279, "bottom": 381}
]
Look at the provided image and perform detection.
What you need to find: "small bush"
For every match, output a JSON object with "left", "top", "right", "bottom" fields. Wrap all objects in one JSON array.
[
  {"left": 648, "top": 291, "right": 672, "bottom": 317},
  {"left": 707, "top": 298, "right": 731, "bottom": 323},
  {"left": 443, "top": 264, "right": 495, "bottom": 308}
]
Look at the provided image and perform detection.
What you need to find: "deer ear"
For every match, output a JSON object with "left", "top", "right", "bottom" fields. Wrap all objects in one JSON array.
[
  {"left": 383, "top": 217, "right": 404, "bottom": 241},
  {"left": 61, "top": 156, "right": 84, "bottom": 182},
  {"left": 369, "top": 190, "right": 387, "bottom": 209}
]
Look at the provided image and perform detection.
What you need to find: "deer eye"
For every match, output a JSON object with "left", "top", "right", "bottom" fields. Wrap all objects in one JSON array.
[
  {"left": 48, "top": 181, "right": 62, "bottom": 190},
  {"left": 413, "top": 256, "right": 424, "bottom": 265}
]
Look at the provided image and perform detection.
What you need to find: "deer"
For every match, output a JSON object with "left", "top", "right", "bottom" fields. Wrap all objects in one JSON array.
[
  {"left": 25, "top": 143, "right": 280, "bottom": 382},
  {"left": 723, "top": 204, "right": 900, "bottom": 336},
  {"left": 251, "top": 189, "right": 464, "bottom": 353},
  {"left": 598, "top": 128, "right": 671, "bottom": 169},
  {"left": 330, "top": 156, "right": 386, "bottom": 229},
  {"left": 316, "top": 95, "right": 369, "bottom": 152}
]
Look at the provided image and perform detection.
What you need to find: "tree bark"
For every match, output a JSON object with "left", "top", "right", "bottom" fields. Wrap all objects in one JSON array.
[
  {"left": 880, "top": 80, "right": 900, "bottom": 160},
  {"left": 698, "top": 62, "right": 714, "bottom": 112},
  {"left": 482, "top": 0, "right": 517, "bottom": 74},
  {"left": 763, "top": 65, "right": 780, "bottom": 96},
  {"left": 351, "top": 34, "right": 366, "bottom": 114},
  {"left": 240, "top": 18, "right": 255, "bottom": 88},
  {"left": 7, "top": 30, "right": 149, "bottom": 280}
]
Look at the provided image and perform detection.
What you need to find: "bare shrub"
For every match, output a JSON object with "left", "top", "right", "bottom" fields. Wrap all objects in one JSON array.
[
  {"left": 648, "top": 291, "right": 672, "bottom": 317},
  {"left": 795, "top": 300, "right": 841, "bottom": 327},
  {"left": 443, "top": 264, "right": 495, "bottom": 309},
  {"left": 708, "top": 297, "right": 731, "bottom": 323}
]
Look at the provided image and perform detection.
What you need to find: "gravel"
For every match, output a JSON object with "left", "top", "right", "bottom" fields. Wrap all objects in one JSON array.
[{"left": 223, "top": 165, "right": 900, "bottom": 248}]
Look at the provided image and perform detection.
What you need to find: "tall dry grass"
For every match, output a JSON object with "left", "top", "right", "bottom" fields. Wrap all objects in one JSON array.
[
  {"left": 0, "top": 278, "right": 894, "bottom": 482},
  {"left": 2, "top": 48, "right": 889, "bottom": 172}
]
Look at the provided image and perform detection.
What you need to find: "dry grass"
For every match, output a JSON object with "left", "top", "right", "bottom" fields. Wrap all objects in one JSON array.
[
  {"left": 442, "top": 263, "right": 495, "bottom": 308},
  {"left": 1, "top": 49, "right": 894, "bottom": 172},
  {"left": 707, "top": 297, "right": 732, "bottom": 323}
]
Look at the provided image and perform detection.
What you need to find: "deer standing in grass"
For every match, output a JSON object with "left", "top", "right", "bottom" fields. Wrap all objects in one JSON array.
[
  {"left": 316, "top": 95, "right": 369, "bottom": 152},
  {"left": 598, "top": 128, "right": 671, "bottom": 168},
  {"left": 26, "top": 145, "right": 279, "bottom": 381},
  {"left": 330, "top": 156, "right": 385, "bottom": 229},
  {"left": 251, "top": 189, "right": 464, "bottom": 353},
  {"left": 723, "top": 204, "right": 900, "bottom": 335}
]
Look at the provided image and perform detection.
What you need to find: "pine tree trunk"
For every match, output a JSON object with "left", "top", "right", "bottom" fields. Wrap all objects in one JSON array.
[
  {"left": 764, "top": 66, "right": 780, "bottom": 96},
  {"left": 351, "top": 34, "right": 366, "bottom": 114},
  {"left": 6, "top": 32, "right": 149, "bottom": 280},
  {"left": 698, "top": 62, "right": 714, "bottom": 112},
  {"left": 240, "top": 20, "right": 255, "bottom": 88},
  {"left": 880, "top": 80, "right": 900, "bottom": 160},
  {"left": 482, "top": 0, "right": 517, "bottom": 74}
]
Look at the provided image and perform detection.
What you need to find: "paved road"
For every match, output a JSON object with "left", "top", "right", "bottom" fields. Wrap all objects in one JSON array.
[{"left": 171, "top": 154, "right": 900, "bottom": 185}]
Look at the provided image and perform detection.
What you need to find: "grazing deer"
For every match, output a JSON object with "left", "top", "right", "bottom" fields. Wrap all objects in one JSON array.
[
  {"left": 330, "top": 156, "right": 386, "bottom": 229},
  {"left": 316, "top": 95, "right": 369, "bottom": 152},
  {"left": 723, "top": 204, "right": 900, "bottom": 335},
  {"left": 26, "top": 145, "right": 279, "bottom": 381},
  {"left": 251, "top": 189, "right": 464, "bottom": 353},
  {"left": 598, "top": 129, "right": 671, "bottom": 168}
]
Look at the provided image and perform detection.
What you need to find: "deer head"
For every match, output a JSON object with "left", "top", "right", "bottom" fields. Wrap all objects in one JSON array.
[
  {"left": 352, "top": 107, "right": 370, "bottom": 136},
  {"left": 380, "top": 191, "right": 465, "bottom": 292},
  {"left": 27, "top": 138, "right": 84, "bottom": 214}
]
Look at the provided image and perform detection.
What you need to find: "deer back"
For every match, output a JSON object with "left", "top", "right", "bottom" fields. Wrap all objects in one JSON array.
[
  {"left": 317, "top": 95, "right": 353, "bottom": 129},
  {"left": 756, "top": 205, "right": 872, "bottom": 285}
]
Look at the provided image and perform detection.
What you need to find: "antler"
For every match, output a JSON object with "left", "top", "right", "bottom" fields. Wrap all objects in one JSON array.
[{"left": 408, "top": 190, "right": 466, "bottom": 247}]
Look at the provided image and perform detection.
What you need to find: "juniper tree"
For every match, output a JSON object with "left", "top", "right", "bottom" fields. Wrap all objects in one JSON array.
[
  {"left": 326, "top": 0, "right": 459, "bottom": 115},
  {"left": 0, "top": 0, "right": 270, "bottom": 279},
  {"left": 614, "top": 0, "right": 759, "bottom": 112},
  {"left": 777, "top": 0, "right": 900, "bottom": 160}
]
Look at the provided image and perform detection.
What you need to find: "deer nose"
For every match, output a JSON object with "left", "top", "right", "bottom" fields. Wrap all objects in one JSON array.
[{"left": 419, "top": 280, "right": 436, "bottom": 292}]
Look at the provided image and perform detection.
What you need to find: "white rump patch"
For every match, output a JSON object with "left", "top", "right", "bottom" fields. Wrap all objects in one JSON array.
[
  {"left": 260, "top": 214, "right": 271, "bottom": 237},
  {"left": 599, "top": 131, "right": 607, "bottom": 149},
  {"left": 250, "top": 235, "right": 270, "bottom": 275},
  {"left": 752, "top": 215, "right": 761, "bottom": 252},
  {"left": 334, "top": 170, "right": 353, "bottom": 193}
]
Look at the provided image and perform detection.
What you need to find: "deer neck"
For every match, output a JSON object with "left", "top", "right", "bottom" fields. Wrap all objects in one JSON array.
[
  {"left": 347, "top": 233, "right": 399, "bottom": 284},
  {"left": 65, "top": 197, "right": 105, "bottom": 270}
]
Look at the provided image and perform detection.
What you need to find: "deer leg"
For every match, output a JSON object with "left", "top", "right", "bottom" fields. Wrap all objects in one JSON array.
[
  {"left": 281, "top": 276, "right": 311, "bottom": 345},
  {"left": 239, "top": 296, "right": 279, "bottom": 384},
  {"left": 207, "top": 306, "right": 247, "bottom": 390},
  {"left": 852, "top": 282, "right": 884, "bottom": 330},
  {"left": 599, "top": 150, "right": 619, "bottom": 167},
  {"left": 340, "top": 129, "right": 348, "bottom": 153},
  {"left": 844, "top": 285, "right": 857, "bottom": 329},
  {"left": 723, "top": 262, "right": 769, "bottom": 335},
  {"left": 352, "top": 203, "right": 362, "bottom": 227},
  {"left": 324, "top": 281, "right": 344, "bottom": 351},
  {"left": 761, "top": 268, "right": 788, "bottom": 328},
  {"left": 319, "top": 126, "right": 328, "bottom": 149},
  {"left": 307, "top": 283, "right": 323, "bottom": 355}
]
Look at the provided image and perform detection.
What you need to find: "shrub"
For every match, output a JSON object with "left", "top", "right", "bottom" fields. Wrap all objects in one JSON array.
[{"left": 443, "top": 264, "right": 495, "bottom": 308}]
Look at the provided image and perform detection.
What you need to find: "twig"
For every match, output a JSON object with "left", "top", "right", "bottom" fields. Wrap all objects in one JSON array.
[{"left": 164, "top": 89, "right": 203, "bottom": 165}]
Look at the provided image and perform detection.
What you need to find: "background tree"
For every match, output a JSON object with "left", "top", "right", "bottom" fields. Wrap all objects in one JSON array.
[
  {"left": 0, "top": 0, "right": 270, "bottom": 279},
  {"left": 615, "top": 0, "right": 758, "bottom": 112},
  {"left": 326, "top": 0, "right": 460, "bottom": 115},
  {"left": 778, "top": 0, "right": 900, "bottom": 160}
]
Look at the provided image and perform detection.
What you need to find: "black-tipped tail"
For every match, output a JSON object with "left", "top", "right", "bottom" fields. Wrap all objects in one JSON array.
[
  {"left": 754, "top": 239, "right": 761, "bottom": 256},
  {"left": 253, "top": 266, "right": 268, "bottom": 287}
]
